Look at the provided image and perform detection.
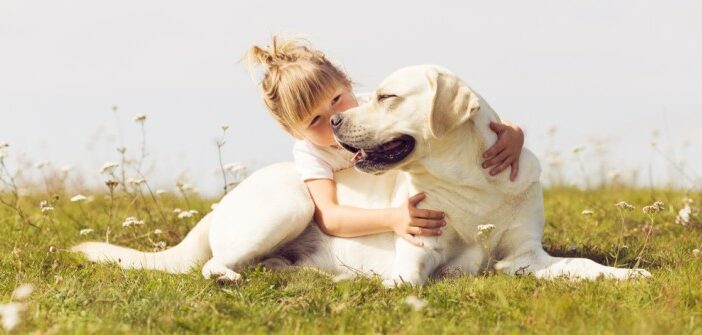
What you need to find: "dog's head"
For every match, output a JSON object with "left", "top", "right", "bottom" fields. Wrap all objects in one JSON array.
[{"left": 333, "top": 65, "right": 481, "bottom": 175}]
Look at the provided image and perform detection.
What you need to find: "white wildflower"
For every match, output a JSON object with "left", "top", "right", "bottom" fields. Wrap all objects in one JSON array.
[
  {"left": 404, "top": 295, "right": 428, "bottom": 311},
  {"left": 570, "top": 145, "right": 585, "bottom": 154},
  {"left": 39, "top": 200, "right": 54, "bottom": 213},
  {"left": 615, "top": 201, "right": 635, "bottom": 211},
  {"left": 133, "top": 114, "right": 147, "bottom": 122},
  {"left": 152, "top": 241, "right": 167, "bottom": 251},
  {"left": 122, "top": 216, "right": 145, "bottom": 227},
  {"left": 692, "top": 249, "right": 700, "bottom": 257},
  {"left": 156, "top": 189, "right": 167, "bottom": 195},
  {"left": 676, "top": 203, "right": 692, "bottom": 226},
  {"left": 79, "top": 228, "right": 94, "bottom": 236},
  {"left": 210, "top": 202, "right": 219, "bottom": 210},
  {"left": 0, "top": 302, "right": 25, "bottom": 331},
  {"left": 100, "top": 162, "right": 119, "bottom": 174},
  {"left": 173, "top": 208, "right": 182, "bottom": 214},
  {"left": 127, "top": 178, "right": 145, "bottom": 185},
  {"left": 70, "top": 194, "right": 87, "bottom": 202},
  {"left": 476, "top": 224, "right": 496, "bottom": 237},
  {"left": 153, "top": 229, "right": 162, "bottom": 235},
  {"left": 581, "top": 210, "right": 594, "bottom": 216},
  {"left": 60, "top": 165, "right": 73, "bottom": 173},
  {"left": 48, "top": 246, "right": 56, "bottom": 253},
  {"left": 177, "top": 209, "right": 199, "bottom": 219},
  {"left": 643, "top": 201, "right": 665, "bottom": 215},
  {"left": 11, "top": 284, "right": 33, "bottom": 301},
  {"left": 221, "top": 125, "right": 229, "bottom": 131}
]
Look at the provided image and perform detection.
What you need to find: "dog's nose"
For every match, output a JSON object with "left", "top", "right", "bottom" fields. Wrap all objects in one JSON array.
[{"left": 330, "top": 114, "right": 344, "bottom": 130}]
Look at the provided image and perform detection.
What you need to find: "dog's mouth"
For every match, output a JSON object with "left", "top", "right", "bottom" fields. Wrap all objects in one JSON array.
[{"left": 339, "top": 135, "right": 415, "bottom": 171}]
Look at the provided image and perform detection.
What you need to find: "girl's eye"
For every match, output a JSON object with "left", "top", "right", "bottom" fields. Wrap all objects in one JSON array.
[
  {"left": 308, "top": 116, "right": 320, "bottom": 127},
  {"left": 377, "top": 94, "right": 397, "bottom": 102},
  {"left": 331, "top": 94, "right": 341, "bottom": 105}
]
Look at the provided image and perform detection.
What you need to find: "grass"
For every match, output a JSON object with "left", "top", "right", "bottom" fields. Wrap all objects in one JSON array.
[{"left": 1, "top": 187, "right": 701, "bottom": 334}]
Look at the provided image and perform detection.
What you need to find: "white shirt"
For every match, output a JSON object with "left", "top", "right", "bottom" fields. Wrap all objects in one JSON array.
[{"left": 292, "top": 92, "right": 370, "bottom": 181}]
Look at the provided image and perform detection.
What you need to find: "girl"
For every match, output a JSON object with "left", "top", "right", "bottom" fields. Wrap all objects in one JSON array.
[{"left": 246, "top": 36, "right": 524, "bottom": 247}]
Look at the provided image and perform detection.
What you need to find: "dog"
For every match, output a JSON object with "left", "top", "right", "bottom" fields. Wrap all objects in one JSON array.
[{"left": 72, "top": 65, "right": 651, "bottom": 286}]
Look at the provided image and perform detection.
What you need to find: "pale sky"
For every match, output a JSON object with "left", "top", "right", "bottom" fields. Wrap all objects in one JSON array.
[{"left": 1, "top": 0, "right": 700, "bottom": 196}]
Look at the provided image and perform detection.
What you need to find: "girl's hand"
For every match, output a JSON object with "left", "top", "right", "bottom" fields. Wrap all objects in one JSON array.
[
  {"left": 390, "top": 192, "right": 445, "bottom": 247},
  {"left": 482, "top": 121, "right": 524, "bottom": 181}
]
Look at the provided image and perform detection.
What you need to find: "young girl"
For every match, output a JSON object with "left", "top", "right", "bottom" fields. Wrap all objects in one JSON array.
[{"left": 246, "top": 36, "right": 524, "bottom": 247}]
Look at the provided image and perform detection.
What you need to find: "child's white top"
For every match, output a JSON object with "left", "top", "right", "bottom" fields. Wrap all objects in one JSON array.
[{"left": 292, "top": 92, "right": 370, "bottom": 181}]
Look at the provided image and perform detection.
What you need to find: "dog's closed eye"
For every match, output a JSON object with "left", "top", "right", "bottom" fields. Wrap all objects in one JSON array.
[{"left": 377, "top": 94, "right": 398, "bottom": 102}]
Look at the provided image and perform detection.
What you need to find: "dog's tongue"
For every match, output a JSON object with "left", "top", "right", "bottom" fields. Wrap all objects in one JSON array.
[{"left": 352, "top": 149, "right": 367, "bottom": 162}]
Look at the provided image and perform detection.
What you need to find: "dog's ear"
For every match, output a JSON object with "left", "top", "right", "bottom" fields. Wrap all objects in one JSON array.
[{"left": 428, "top": 69, "right": 480, "bottom": 138}]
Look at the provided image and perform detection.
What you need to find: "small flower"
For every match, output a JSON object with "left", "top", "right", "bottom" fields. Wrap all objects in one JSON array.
[
  {"left": 153, "top": 229, "right": 162, "bottom": 235},
  {"left": 692, "top": 249, "right": 700, "bottom": 257},
  {"left": 404, "top": 295, "right": 428, "bottom": 311},
  {"left": 581, "top": 210, "right": 594, "bottom": 216},
  {"left": 79, "top": 228, "right": 94, "bottom": 236},
  {"left": 48, "top": 246, "right": 56, "bottom": 253},
  {"left": 476, "top": 224, "right": 496, "bottom": 237},
  {"left": 156, "top": 189, "right": 167, "bottom": 195},
  {"left": 105, "top": 180, "right": 119, "bottom": 191},
  {"left": 152, "top": 241, "right": 167, "bottom": 251},
  {"left": 39, "top": 200, "right": 54, "bottom": 213},
  {"left": 615, "top": 201, "right": 635, "bottom": 211},
  {"left": 116, "top": 146, "right": 126, "bottom": 154},
  {"left": 177, "top": 210, "right": 199, "bottom": 219},
  {"left": 570, "top": 145, "right": 585, "bottom": 154},
  {"left": 127, "top": 178, "right": 145, "bottom": 185},
  {"left": 100, "top": 162, "right": 119, "bottom": 174},
  {"left": 173, "top": 208, "right": 182, "bottom": 214},
  {"left": 643, "top": 201, "right": 665, "bottom": 215},
  {"left": 70, "top": 194, "right": 87, "bottom": 202},
  {"left": 675, "top": 203, "right": 692, "bottom": 226},
  {"left": 210, "top": 202, "right": 219, "bottom": 210},
  {"left": 0, "top": 302, "right": 26, "bottom": 331},
  {"left": 11, "top": 284, "right": 33, "bottom": 301},
  {"left": 122, "top": 216, "right": 145, "bottom": 227},
  {"left": 133, "top": 114, "right": 147, "bottom": 122},
  {"left": 221, "top": 125, "right": 229, "bottom": 132},
  {"left": 60, "top": 165, "right": 73, "bottom": 173}
]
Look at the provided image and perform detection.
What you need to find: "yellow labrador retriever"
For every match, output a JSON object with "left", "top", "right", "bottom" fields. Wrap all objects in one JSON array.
[{"left": 73, "top": 65, "right": 650, "bottom": 286}]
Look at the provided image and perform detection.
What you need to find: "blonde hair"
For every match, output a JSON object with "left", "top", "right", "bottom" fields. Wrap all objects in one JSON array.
[{"left": 245, "top": 35, "right": 351, "bottom": 136}]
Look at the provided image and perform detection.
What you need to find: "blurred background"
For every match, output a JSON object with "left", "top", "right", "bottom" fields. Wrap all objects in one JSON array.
[{"left": 1, "top": 0, "right": 700, "bottom": 196}]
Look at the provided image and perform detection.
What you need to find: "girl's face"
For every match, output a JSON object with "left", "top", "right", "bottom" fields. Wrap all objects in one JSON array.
[{"left": 295, "top": 84, "right": 358, "bottom": 147}]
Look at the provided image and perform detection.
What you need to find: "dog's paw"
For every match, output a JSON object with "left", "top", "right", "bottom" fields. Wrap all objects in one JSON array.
[{"left": 202, "top": 258, "right": 241, "bottom": 285}]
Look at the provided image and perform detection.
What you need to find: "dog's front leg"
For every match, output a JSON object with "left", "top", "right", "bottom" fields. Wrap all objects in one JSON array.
[{"left": 383, "top": 236, "right": 443, "bottom": 288}]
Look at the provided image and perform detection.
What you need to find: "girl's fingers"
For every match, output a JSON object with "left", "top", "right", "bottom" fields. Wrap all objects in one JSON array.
[
  {"left": 407, "top": 192, "right": 426, "bottom": 207},
  {"left": 482, "top": 142, "right": 505, "bottom": 159},
  {"left": 483, "top": 148, "right": 509, "bottom": 168},
  {"left": 509, "top": 159, "right": 520, "bottom": 181},
  {"left": 490, "top": 159, "right": 513, "bottom": 176},
  {"left": 408, "top": 227, "right": 442, "bottom": 237},
  {"left": 410, "top": 218, "right": 446, "bottom": 228},
  {"left": 489, "top": 121, "right": 508, "bottom": 132},
  {"left": 402, "top": 234, "right": 424, "bottom": 247},
  {"left": 411, "top": 207, "right": 445, "bottom": 220}
]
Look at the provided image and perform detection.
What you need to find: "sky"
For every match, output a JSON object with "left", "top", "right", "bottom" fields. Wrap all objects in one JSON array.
[{"left": 1, "top": 0, "right": 700, "bottom": 196}]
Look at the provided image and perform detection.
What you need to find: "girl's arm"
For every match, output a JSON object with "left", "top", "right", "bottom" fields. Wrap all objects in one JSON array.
[{"left": 305, "top": 178, "right": 445, "bottom": 247}]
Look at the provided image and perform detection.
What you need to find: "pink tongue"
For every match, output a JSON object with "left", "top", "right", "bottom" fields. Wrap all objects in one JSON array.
[{"left": 352, "top": 150, "right": 366, "bottom": 162}]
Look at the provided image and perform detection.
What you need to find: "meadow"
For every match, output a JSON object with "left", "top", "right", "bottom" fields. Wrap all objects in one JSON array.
[{"left": 1, "top": 118, "right": 700, "bottom": 334}]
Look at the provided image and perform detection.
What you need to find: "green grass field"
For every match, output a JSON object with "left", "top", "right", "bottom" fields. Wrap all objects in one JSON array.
[{"left": 1, "top": 187, "right": 700, "bottom": 334}]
